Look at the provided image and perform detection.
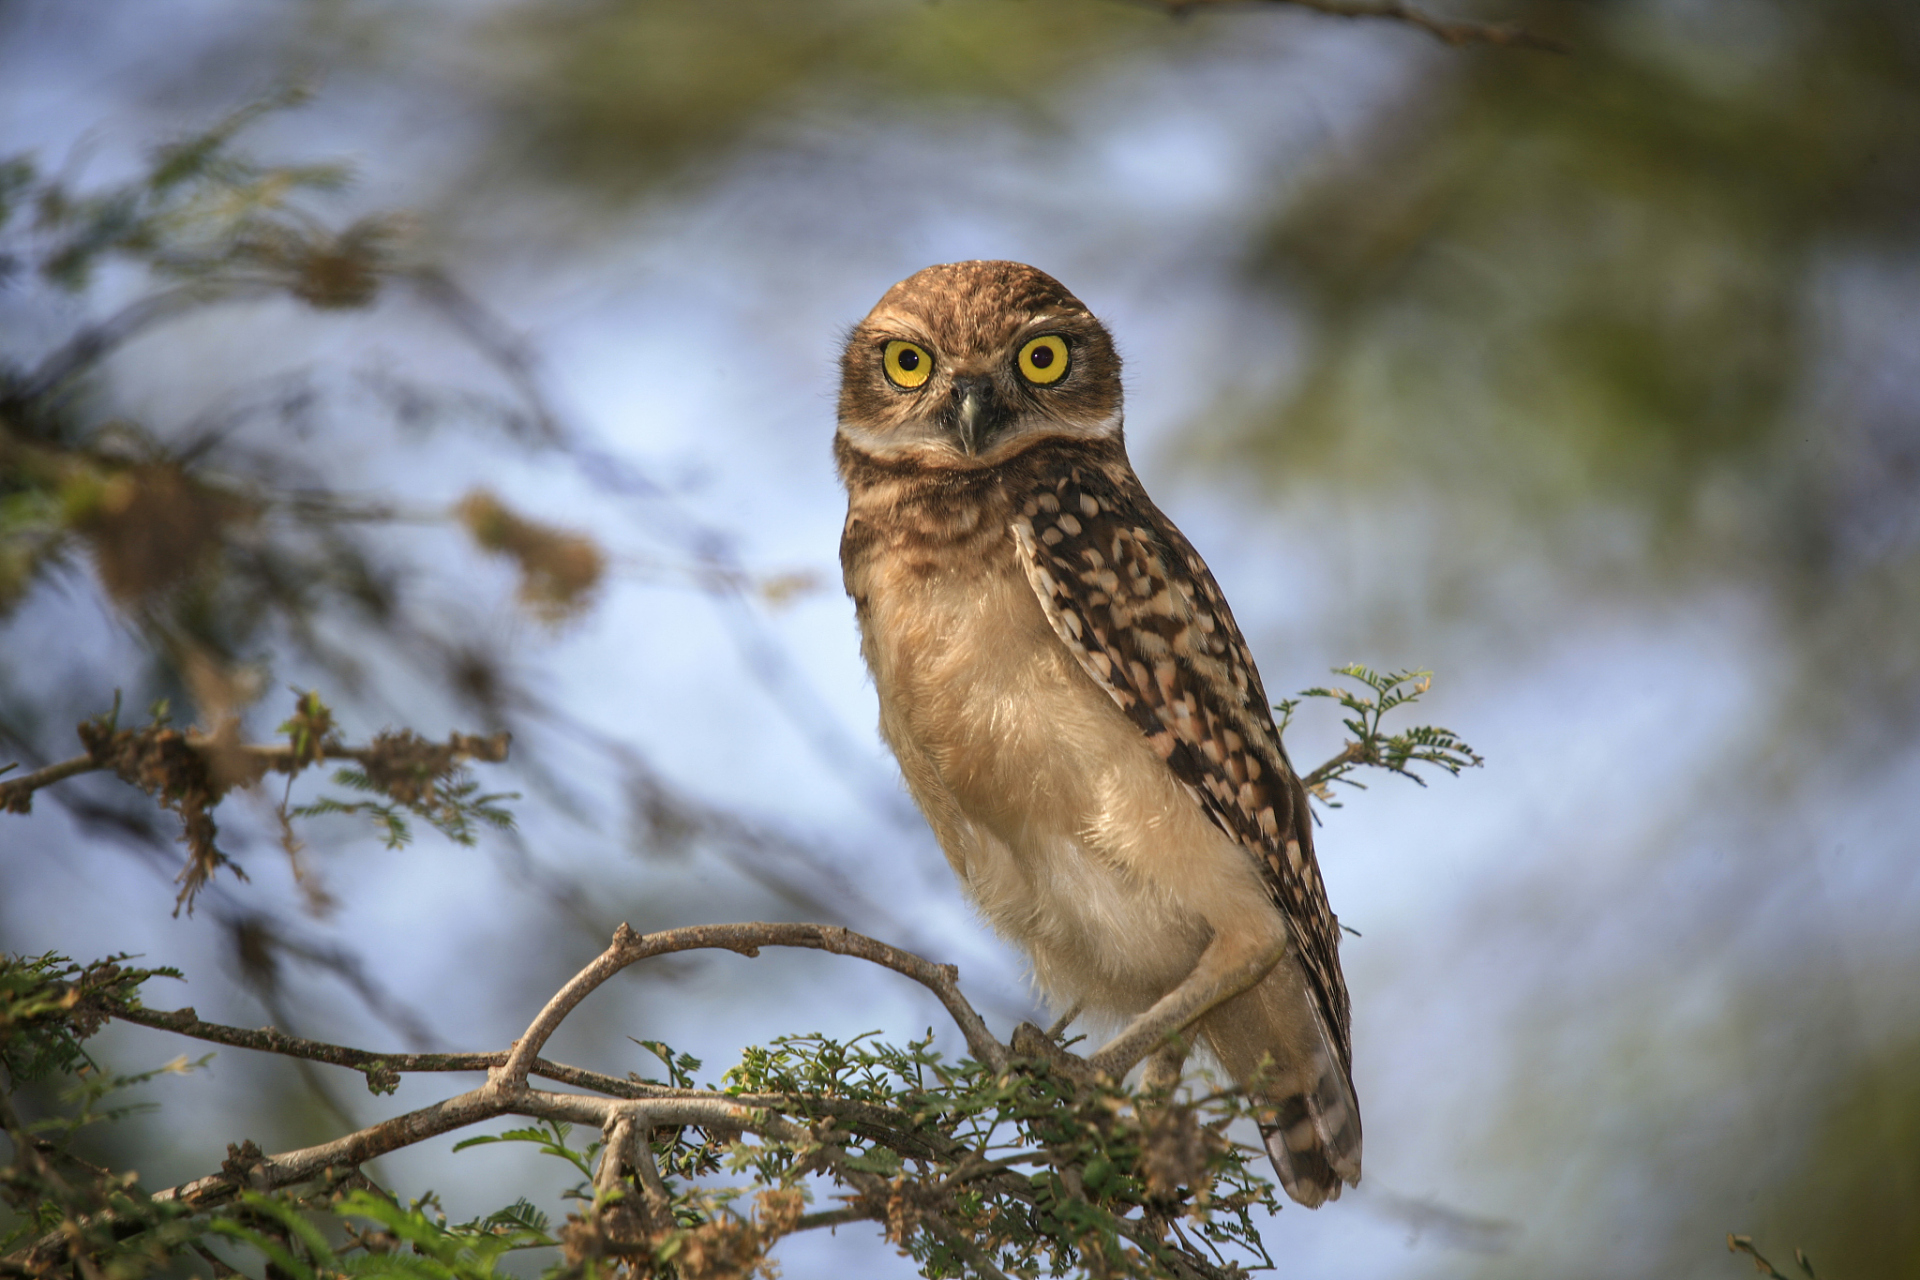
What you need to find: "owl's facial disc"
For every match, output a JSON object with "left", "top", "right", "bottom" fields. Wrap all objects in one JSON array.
[{"left": 836, "top": 261, "right": 1124, "bottom": 467}]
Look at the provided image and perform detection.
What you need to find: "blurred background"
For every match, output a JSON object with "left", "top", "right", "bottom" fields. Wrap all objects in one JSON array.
[{"left": 3, "top": 0, "right": 1917, "bottom": 1276}]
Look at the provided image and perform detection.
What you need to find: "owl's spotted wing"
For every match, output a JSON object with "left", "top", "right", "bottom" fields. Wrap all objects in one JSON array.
[{"left": 1009, "top": 461, "right": 1351, "bottom": 1062}]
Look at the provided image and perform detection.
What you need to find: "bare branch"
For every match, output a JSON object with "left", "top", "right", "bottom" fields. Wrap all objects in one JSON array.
[
  {"left": 167, "top": 1088, "right": 507, "bottom": 1203},
  {"left": 792, "top": 1205, "right": 878, "bottom": 1233},
  {"left": 500, "top": 922, "right": 1009, "bottom": 1086},
  {"left": 629, "top": 1122, "right": 672, "bottom": 1214},
  {"left": 136, "top": 1088, "right": 801, "bottom": 1222},
  {"left": 1159, "top": 0, "right": 1570, "bottom": 53},
  {"left": 108, "top": 1002, "right": 662, "bottom": 1098},
  {"left": 0, "top": 756, "right": 98, "bottom": 812},
  {"left": 594, "top": 1113, "right": 638, "bottom": 1198}
]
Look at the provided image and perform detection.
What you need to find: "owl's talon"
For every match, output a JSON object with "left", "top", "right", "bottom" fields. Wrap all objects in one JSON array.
[
  {"left": 1009, "top": 1021, "right": 1098, "bottom": 1083},
  {"left": 1044, "top": 1002, "right": 1084, "bottom": 1042}
]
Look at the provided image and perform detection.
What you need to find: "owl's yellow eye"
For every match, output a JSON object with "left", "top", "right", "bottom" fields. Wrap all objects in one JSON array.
[
  {"left": 883, "top": 340, "right": 933, "bottom": 389},
  {"left": 1017, "top": 334, "right": 1070, "bottom": 385}
]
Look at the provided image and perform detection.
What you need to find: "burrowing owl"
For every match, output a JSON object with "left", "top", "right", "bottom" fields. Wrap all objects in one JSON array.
[{"left": 835, "top": 260, "right": 1359, "bottom": 1207}]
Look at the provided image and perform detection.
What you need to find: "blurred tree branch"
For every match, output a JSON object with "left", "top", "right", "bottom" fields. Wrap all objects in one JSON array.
[
  {"left": 1, "top": 690, "right": 514, "bottom": 914},
  {"left": 1728, "top": 1235, "right": 1821, "bottom": 1280},
  {"left": 1159, "top": 0, "right": 1569, "bottom": 53},
  {"left": 0, "top": 728, "right": 511, "bottom": 816},
  {"left": 1, "top": 100, "right": 908, "bottom": 965}
]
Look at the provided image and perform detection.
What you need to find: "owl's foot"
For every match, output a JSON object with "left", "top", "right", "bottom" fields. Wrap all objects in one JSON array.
[{"left": 1008, "top": 1021, "right": 1097, "bottom": 1083}]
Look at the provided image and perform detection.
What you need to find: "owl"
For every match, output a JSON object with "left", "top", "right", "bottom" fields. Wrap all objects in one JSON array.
[{"left": 835, "top": 260, "right": 1360, "bottom": 1207}]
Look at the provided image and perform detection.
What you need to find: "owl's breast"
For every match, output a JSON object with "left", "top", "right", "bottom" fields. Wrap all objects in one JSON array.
[
  {"left": 846, "top": 507, "right": 1095, "bottom": 823},
  {"left": 843, "top": 498, "right": 1265, "bottom": 1010}
]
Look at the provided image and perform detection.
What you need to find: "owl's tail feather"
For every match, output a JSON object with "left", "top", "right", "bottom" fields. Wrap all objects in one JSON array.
[
  {"left": 1256, "top": 1055, "right": 1362, "bottom": 1208},
  {"left": 1199, "top": 969, "right": 1361, "bottom": 1209}
]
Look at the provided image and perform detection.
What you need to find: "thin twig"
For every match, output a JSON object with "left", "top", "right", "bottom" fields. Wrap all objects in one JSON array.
[
  {"left": 1301, "top": 742, "right": 1364, "bottom": 792},
  {"left": 1045, "top": 1002, "right": 1083, "bottom": 1041},
  {"left": 109, "top": 1003, "right": 662, "bottom": 1097},
  {"left": 145, "top": 1089, "right": 801, "bottom": 1213},
  {"left": 792, "top": 1205, "right": 876, "bottom": 1233},
  {"left": 0, "top": 756, "right": 98, "bottom": 810}
]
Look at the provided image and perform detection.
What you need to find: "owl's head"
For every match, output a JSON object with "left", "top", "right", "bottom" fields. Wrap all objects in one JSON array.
[{"left": 837, "top": 260, "right": 1123, "bottom": 467}]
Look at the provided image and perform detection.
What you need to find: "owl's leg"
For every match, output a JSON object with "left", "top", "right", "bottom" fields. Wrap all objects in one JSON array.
[{"left": 1085, "top": 924, "right": 1289, "bottom": 1081}]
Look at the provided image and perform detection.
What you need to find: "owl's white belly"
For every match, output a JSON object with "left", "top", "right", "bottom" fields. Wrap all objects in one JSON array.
[{"left": 861, "top": 556, "right": 1275, "bottom": 1016}]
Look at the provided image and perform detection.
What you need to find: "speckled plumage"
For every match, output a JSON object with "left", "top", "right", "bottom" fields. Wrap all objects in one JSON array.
[{"left": 835, "top": 261, "right": 1360, "bottom": 1206}]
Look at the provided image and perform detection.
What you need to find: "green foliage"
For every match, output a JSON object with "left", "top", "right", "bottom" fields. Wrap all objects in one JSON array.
[
  {"left": 0, "top": 953, "right": 210, "bottom": 1278},
  {"left": 0, "top": 96, "right": 396, "bottom": 628},
  {"left": 270, "top": 692, "right": 519, "bottom": 859},
  {"left": 16, "top": 89, "right": 375, "bottom": 299},
  {"left": 0, "top": 952, "right": 181, "bottom": 1087},
  {"left": 483, "top": 0, "right": 1183, "bottom": 194},
  {"left": 207, "top": 1190, "right": 555, "bottom": 1280},
  {"left": 719, "top": 1030, "right": 1282, "bottom": 1278},
  {"left": 291, "top": 766, "right": 517, "bottom": 851},
  {"left": 269, "top": 693, "right": 518, "bottom": 866},
  {"left": 1279, "top": 664, "right": 1483, "bottom": 806},
  {"left": 631, "top": 1042, "right": 704, "bottom": 1091},
  {"left": 277, "top": 690, "right": 340, "bottom": 769}
]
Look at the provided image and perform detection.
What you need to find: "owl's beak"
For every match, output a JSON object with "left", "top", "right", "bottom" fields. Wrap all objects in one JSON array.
[{"left": 949, "top": 375, "right": 1006, "bottom": 456}]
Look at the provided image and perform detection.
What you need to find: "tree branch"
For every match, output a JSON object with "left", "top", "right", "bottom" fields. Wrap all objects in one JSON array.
[
  {"left": 114, "top": 1001, "right": 997, "bottom": 1175},
  {"left": 793, "top": 1205, "right": 878, "bottom": 1233},
  {"left": 499, "top": 922, "right": 1008, "bottom": 1085},
  {"left": 107, "top": 1000, "right": 983, "bottom": 1169},
  {"left": 108, "top": 1003, "right": 658, "bottom": 1097},
  {"left": 139, "top": 1087, "right": 807, "bottom": 1220},
  {"left": 0, "top": 756, "right": 99, "bottom": 810},
  {"left": 15, "top": 924, "right": 1254, "bottom": 1279}
]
